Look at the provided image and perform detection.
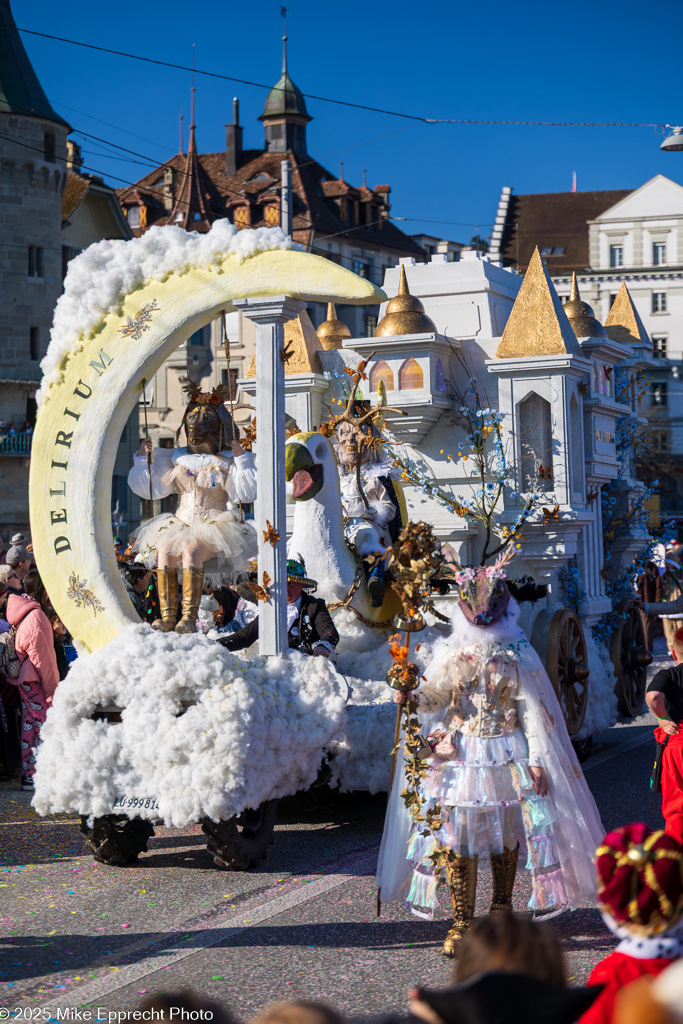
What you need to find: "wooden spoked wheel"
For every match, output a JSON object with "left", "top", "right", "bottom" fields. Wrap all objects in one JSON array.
[
  {"left": 545, "top": 609, "right": 590, "bottom": 736},
  {"left": 610, "top": 598, "right": 653, "bottom": 717}
]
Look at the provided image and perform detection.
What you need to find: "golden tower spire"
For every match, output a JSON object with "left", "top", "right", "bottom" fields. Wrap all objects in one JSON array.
[
  {"left": 316, "top": 302, "right": 352, "bottom": 350},
  {"left": 563, "top": 272, "right": 606, "bottom": 340},
  {"left": 375, "top": 264, "right": 437, "bottom": 337},
  {"left": 604, "top": 282, "right": 651, "bottom": 347},
  {"left": 495, "top": 247, "right": 581, "bottom": 358}
]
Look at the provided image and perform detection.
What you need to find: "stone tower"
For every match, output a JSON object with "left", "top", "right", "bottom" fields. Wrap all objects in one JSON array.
[{"left": 0, "top": 0, "right": 69, "bottom": 537}]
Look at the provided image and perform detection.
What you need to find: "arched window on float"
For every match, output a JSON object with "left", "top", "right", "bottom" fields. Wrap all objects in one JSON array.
[
  {"left": 398, "top": 357, "right": 423, "bottom": 390},
  {"left": 369, "top": 359, "right": 394, "bottom": 392},
  {"left": 569, "top": 394, "right": 584, "bottom": 501},
  {"left": 518, "top": 391, "right": 552, "bottom": 492}
]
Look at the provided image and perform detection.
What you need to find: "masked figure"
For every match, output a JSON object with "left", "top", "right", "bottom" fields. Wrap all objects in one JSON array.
[
  {"left": 335, "top": 416, "right": 402, "bottom": 607},
  {"left": 376, "top": 559, "right": 604, "bottom": 957},
  {"left": 128, "top": 378, "right": 257, "bottom": 634}
]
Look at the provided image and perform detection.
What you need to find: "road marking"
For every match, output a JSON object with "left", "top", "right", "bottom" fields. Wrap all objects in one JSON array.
[
  {"left": 584, "top": 730, "right": 654, "bottom": 771},
  {"left": 45, "top": 868, "right": 365, "bottom": 1010}
]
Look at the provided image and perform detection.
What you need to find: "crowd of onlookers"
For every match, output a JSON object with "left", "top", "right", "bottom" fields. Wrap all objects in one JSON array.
[
  {"left": 0, "top": 531, "right": 74, "bottom": 790},
  {"left": 0, "top": 418, "right": 33, "bottom": 437}
]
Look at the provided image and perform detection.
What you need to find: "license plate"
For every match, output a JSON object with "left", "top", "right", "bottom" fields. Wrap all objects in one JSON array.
[{"left": 112, "top": 795, "right": 160, "bottom": 812}]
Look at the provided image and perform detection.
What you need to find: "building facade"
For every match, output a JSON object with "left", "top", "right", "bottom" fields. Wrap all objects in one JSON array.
[{"left": 490, "top": 175, "right": 683, "bottom": 518}]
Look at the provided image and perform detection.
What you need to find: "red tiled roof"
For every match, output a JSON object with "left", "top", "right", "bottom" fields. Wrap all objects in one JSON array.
[
  {"left": 500, "top": 190, "right": 632, "bottom": 273},
  {"left": 116, "top": 144, "right": 424, "bottom": 256}
]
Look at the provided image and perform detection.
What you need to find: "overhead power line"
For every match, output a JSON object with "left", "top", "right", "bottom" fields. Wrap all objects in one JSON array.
[{"left": 17, "top": 25, "right": 665, "bottom": 129}]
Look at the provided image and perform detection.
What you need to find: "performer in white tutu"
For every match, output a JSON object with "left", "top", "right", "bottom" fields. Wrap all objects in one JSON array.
[
  {"left": 376, "top": 554, "right": 604, "bottom": 957},
  {"left": 128, "top": 377, "right": 257, "bottom": 634}
]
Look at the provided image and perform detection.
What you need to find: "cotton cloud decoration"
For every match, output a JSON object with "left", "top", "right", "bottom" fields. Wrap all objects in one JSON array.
[{"left": 33, "top": 624, "right": 347, "bottom": 827}]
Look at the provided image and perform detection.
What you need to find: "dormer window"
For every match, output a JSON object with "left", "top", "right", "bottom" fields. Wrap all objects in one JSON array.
[{"left": 127, "top": 206, "right": 141, "bottom": 228}]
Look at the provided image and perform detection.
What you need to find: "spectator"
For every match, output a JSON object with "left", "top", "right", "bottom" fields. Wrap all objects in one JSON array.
[
  {"left": 408, "top": 972, "right": 601, "bottom": 1024},
  {"left": 118, "top": 563, "right": 152, "bottom": 620},
  {"left": 10, "top": 533, "right": 27, "bottom": 546},
  {"left": 114, "top": 538, "right": 124, "bottom": 562},
  {"left": 0, "top": 581, "right": 21, "bottom": 780},
  {"left": 0, "top": 419, "right": 6, "bottom": 433},
  {"left": 123, "top": 537, "right": 137, "bottom": 562},
  {"left": 7, "top": 422, "right": 15, "bottom": 437},
  {"left": 578, "top": 823, "right": 683, "bottom": 1024},
  {"left": 5, "top": 587, "right": 60, "bottom": 790},
  {"left": 614, "top": 959, "right": 683, "bottom": 1024},
  {"left": 6, "top": 546, "right": 32, "bottom": 584},
  {"left": 23, "top": 568, "right": 52, "bottom": 617},
  {"left": 139, "top": 992, "right": 235, "bottom": 1024},
  {"left": 0, "top": 564, "right": 24, "bottom": 595},
  {"left": 250, "top": 1001, "right": 346, "bottom": 1024},
  {"left": 50, "top": 614, "right": 69, "bottom": 680},
  {"left": 645, "top": 626, "right": 683, "bottom": 843},
  {"left": 453, "top": 913, "right": 567, "bottom": 985}
]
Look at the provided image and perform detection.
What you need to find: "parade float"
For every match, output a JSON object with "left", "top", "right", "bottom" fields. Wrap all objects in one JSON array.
[{"left": 28, "top": 221, "right": 659, "bottom": 869}]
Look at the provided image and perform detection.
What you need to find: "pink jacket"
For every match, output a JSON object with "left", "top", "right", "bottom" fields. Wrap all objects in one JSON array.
[{"left": 6, "top": 594, "right": 60, "bottom": 698}]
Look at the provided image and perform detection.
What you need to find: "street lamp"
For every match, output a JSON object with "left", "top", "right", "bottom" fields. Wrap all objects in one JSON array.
[{"left": 661, "top": 127, "right": 683, "bottom": 152}]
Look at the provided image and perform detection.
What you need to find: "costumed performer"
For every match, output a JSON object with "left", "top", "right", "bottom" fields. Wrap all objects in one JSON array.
[
  {"left": 578, "top": 823, "right": 683, "bottom": 1024},
  {"left": 218, "top": 558, "right": 338, "bottom": 658},
  {"left": 128, "top": 377, "right": 257, "bottom": 634},
  {"left": 334, "top": 406, "right": 402, "bottom": 608},
  {"left": 376, "top": 555, "right": 604, "bottom": 957}
]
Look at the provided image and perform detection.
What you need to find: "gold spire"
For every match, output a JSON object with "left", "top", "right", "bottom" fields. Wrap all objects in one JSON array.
[
  {"left": 316, "top": 302, "right": 352, "bottom": 350},
  {"left": 374, "top": 264, "right": 437, "bottom": 337},
  {"left": 246, "top": 309, "right": 323, "bottom": 377},
  {"left": 604, "top": 282, "right": 651, "bottom": 347},
  {"left": 495, "top": 247, "right": 581, "bottom": 359},
  {"left": 563, "top": 272, "right": 607, "bottom": 340}
]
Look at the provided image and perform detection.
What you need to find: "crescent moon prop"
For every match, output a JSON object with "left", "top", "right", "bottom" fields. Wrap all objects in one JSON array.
[{"left": 29, "top": 248, "right": 383, "bottom": 652}]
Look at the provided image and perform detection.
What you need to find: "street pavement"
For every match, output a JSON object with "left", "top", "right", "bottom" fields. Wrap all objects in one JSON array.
[{"left": 0, "top": 679, "right": 667, "bottom": 1021}]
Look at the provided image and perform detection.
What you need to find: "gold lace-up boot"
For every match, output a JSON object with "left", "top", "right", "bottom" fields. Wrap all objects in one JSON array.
[
  {"left": 489, "top": 843, "right": 520, "bottom": 914},
  {"left": 443, "top": 855, "right": 478, "bottom": 957},
  {"left": 151, "top": 568, "right": 178, "bottom": 632},
  {"left": 175, "top": 567, "right": 204, "bottom": 633}
]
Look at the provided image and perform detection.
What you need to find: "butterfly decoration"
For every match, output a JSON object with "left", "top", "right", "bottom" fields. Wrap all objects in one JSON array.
[
  {"left": 542, "top": 505, "right": 560, "bottom": 523},
  {"left": 538, "top": 465, "right": 553, "bottom": 480},
  {"left": 241, "top": 420, "right": 257, "bottom": 451},
  {"left": 579, "top": 380, "right": 589, "bottom": 396},
  {"left": 281, "top": 339, "right": 295, "bottom": 365},
  {"left": 248, "top": 571, "right": 272, "bottom": 603},
  {"left": 604, "top": 366, "right": 613, "bottom": 380},
  {"left": 343, "top": 352, "right": 374, "bottom": 387},
  {"left": 262, "top": 521, "right": 280, "bottom": 546},
  {"left": 587, "top": 486, "right": 600, "bottom": 507},
  {"left": 600, "top": 568, "right": 610, "bottom": 580}
]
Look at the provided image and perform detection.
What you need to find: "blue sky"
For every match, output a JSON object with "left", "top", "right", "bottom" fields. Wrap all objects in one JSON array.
[{"left": 15, "top": 0, "right": 683, "bottom": 243}]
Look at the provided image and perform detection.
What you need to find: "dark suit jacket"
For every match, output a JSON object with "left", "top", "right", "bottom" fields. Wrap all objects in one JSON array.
[{"left": 218, "top": 593, "right": 339, "bottom": 653}]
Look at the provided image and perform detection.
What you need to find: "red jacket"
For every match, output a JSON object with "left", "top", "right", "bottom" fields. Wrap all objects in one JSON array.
[
  {"left": 6, "top": 593, "right": 60, "bottom": 698},
  {"left": 578, "top": 950, "right": 672, "bottom": 1024}
]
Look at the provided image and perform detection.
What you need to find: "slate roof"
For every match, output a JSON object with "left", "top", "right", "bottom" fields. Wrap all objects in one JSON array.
[
  {"left": 0, "top": 0, "right": 69, "bottom": 126},
  {"left": 499, "top": 189, "right": 632, "bottom": 273}
]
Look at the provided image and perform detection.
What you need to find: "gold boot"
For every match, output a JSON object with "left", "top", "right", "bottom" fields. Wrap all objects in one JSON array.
[
  {"left": 175, "top": 567, "right": 204, "bottom": 633},
  {"left": 151, "top": 568, "right": 178, "bottom": 632},
  {"left": 489, "top": 843, "right": 520, "bottom": 914},
  {"left": 443, "top": 854, "right": 478, "bottom": 957}
]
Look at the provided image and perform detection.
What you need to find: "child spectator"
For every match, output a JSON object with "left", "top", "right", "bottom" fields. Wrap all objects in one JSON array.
[
  {"left": 578, "top": 823, "right": 683, "bottom": 1024},
  {"left": 5, "top": 588, "right": 59, "bottom": 790},
  {"left": 646, "top": 626, "right": 683, "bottom": 843}
]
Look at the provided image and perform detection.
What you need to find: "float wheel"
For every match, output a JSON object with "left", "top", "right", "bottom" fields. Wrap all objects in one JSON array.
[
  {"left": 79, "top": 814, "right": 155, "bottom": 866},
  {"left": 534, "top": 608, "right": 589, "bottom": 737},
  {"left": 610, "top": 598, "right": 653, "bottom": 717},
  {"left": 202, "top": 799, "right": 278, "bottom": 871}
]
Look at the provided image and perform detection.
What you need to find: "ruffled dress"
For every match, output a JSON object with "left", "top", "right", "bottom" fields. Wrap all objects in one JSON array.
[
  {"left": 127, "top": 447, "right": 257, "bottom": 576},
  {"left": 406, "top": 641, "right": 564, "bottom": 916},
  {"left": 376, "top": 604, "right": 605, "bottom": 920}
]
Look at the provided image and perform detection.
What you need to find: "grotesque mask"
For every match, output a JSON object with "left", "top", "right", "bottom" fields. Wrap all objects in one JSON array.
[
  {"left": 455, "top": 566, "right": 511, "bottom": 626},
  {"left": 177, "top": 377, "right": 237, "bottom": 455}
]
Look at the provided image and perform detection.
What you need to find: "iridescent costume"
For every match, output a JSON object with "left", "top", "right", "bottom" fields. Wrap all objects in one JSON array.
[{"left": 377, "top": 583, "right": 604, "bottom": 955}]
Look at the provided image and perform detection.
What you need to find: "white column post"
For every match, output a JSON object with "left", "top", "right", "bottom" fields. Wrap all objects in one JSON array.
[{"left": 234, "top": 296, "right": 304, "bottom": 656}]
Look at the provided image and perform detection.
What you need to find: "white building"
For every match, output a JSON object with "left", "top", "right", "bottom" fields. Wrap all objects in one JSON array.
[{"left": 490, "top": 175, "right": 683, "bottom": 519}]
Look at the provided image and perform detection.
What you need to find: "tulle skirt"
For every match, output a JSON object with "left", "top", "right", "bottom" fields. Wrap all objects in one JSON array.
[
  {"left": 134, "top": 511, "right": 257, "bottom": 577},
  {"left": 405, "top": 728, "right": 567, "bottom": 918}
]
